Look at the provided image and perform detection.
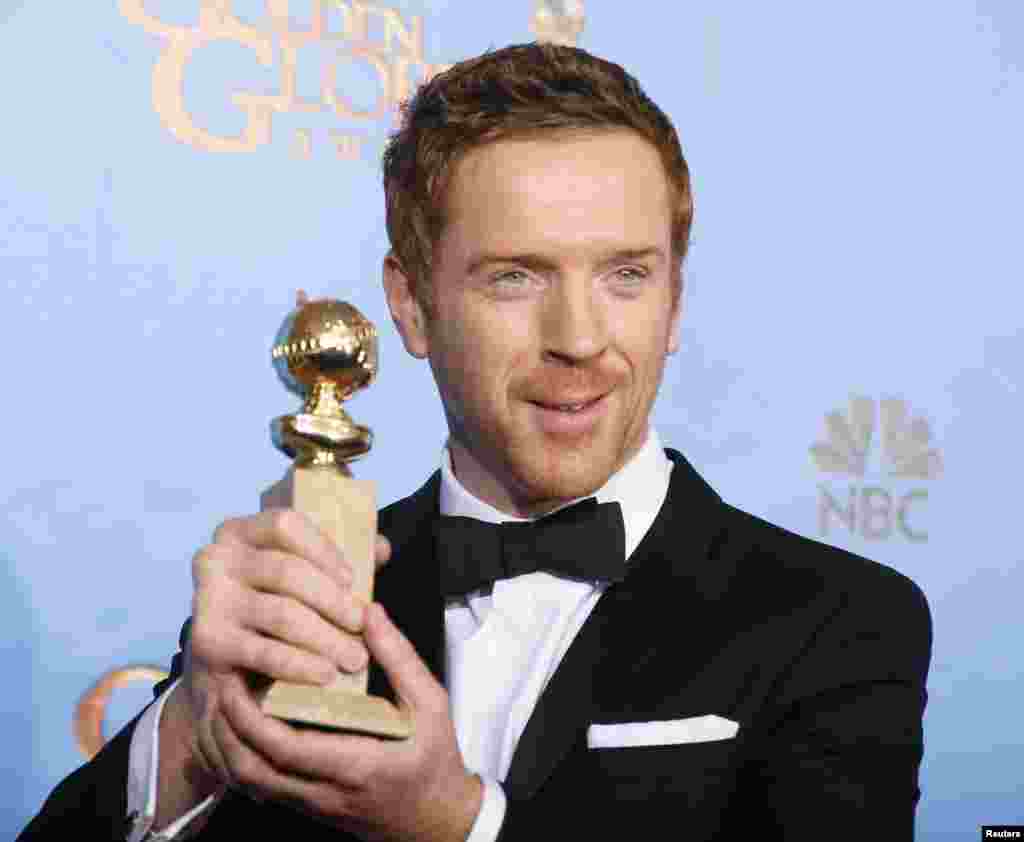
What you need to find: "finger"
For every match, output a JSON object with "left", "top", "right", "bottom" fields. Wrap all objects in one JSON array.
[
  {"left": 222, "top": 678, "right": 388, "bottom": 790},
  {"left": 375, "top": 534, "right": 391, "bottom": 570},
  {"left": 211, "top": 674, "right": 268, "bottom": 798},
  {"left": 192, "top": 544, "right": 246, "bottom": 592},
  {"left": 363, "top": 603, "right": 443, "bottom": 713},
  {"left": 217, "top": 510, "right": 352, "bottom": 587},
  {"left": 245, "top": 549, "right": 366, "bottom": 633},
  {"left": 191, "top": 586, "right": 340, "bottom": 686},
  {"left": 224, "top": 625, "right": 338, "bottom": 685},
  {"left": 195, "top": 733, "right": 233, "bottom": 793},
  {"left": 213, "top": 676, "right": 343, "bottom": 812},
  {"left": 201, "top": 708, "right": 242, "bottom": 793},
  {"left": 240, "top": 591, "right": 368, "bottom": 673},
  {"left": 176, "top": 679, "right": 233, "bottom": 788}
]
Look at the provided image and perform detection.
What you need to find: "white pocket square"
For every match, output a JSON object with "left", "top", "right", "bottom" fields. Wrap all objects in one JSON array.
[{"left": 587, "top": 715, "right": 739, "bottom": 748}]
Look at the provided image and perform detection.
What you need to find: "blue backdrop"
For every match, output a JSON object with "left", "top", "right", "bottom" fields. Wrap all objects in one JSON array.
[{"left": 3, "top": 2, "right": 1022, "bottom": 838}]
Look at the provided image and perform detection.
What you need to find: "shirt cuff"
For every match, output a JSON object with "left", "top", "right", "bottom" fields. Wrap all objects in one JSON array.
[
  {"left": 125, "top": 678, "right": 223, "bottom": 841},
  {"left": 464, "top": 776, "right": 507, "bottom": 842}
]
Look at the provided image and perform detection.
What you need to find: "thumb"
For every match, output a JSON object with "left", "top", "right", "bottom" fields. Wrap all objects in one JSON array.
[
  {"left": 363, "top": 603, "right": 444, "bottom": 714},
  {"left": 375, "top": 534, "right": 391, "bottom": 570}
]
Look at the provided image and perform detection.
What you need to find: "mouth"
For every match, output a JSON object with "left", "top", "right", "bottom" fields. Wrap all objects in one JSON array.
[
  {"left": 529, "top": 396, "right": 604, "bottom": 412},
  {"left": 527, "top": 393, "right": 609, "bottom": 434}
]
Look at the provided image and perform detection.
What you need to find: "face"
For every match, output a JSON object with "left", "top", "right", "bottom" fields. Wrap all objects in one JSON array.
[{"left": 384, "top": 130, "right": 682, "bottom": 517}]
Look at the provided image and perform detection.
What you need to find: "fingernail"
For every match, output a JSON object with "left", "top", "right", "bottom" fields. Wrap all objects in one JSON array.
[
  {"left": 353, "top": 599, "right": 366, "bottom": 627},
  {"left": 345, "top": 648, "right": 368, "bottom": 672}
]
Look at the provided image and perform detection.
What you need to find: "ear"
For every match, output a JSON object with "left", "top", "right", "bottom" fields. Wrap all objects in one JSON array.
[{"left": 383, "top": 252, "right": 430, "bottom": 359}]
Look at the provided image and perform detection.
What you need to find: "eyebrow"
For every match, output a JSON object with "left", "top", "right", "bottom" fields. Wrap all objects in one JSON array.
[{"left": 466, "top": 247, "right": 666, "bottom": 276}]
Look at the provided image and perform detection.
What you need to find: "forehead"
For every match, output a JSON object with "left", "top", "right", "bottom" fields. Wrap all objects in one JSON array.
[{"left": 440, "top": 130, "right": 672, "bottom": 262}]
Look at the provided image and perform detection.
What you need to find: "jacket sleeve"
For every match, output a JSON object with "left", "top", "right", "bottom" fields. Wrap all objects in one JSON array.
[
  {"left": 17, "top": 710, "right": 144, "bottom": 841},
  {"left": 738, "top": 567, "right": 933, "bottom": 839},
  {"left": 153, "top": 617, "right": 190, "bottom": 696},
  {"left": 17, "top": 620, "right": 193, "bottom": 841}
]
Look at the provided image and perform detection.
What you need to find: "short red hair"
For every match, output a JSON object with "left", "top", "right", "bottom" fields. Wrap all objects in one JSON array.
[{"left": 382, "top": 42, "right": 693, "bottom": 314}]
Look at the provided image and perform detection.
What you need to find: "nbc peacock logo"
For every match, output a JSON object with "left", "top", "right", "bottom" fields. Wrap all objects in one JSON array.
[{"left": 810, "top": 395, "right": 942, "bottom": 542}]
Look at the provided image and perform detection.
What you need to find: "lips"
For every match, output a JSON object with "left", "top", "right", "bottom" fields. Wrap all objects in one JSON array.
[
  {"left": 528, "top": 392, "right": 609, "bottom": 435},
  {"left": 529, "top": 394, "right": 605, "bottom": 410}
]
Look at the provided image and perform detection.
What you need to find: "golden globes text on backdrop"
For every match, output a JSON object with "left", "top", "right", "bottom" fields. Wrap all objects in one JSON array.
[
  {"left": 120, "top": 0, "right": 454, "bottom": 157},
  {"left": 118, "top": 1, "right": 585, "bottom": 159}
]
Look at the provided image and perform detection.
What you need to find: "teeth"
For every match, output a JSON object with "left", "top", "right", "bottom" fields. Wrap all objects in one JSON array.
[{"left": 534, "top": 398, "right": 599, "bottom": 412}]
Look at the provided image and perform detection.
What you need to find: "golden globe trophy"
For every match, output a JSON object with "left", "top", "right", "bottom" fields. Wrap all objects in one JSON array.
[{"left": 259, "top": 295, "right": 411, "bottom": 739}]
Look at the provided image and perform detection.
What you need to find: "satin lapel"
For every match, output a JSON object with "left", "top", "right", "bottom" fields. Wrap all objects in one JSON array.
[
  {"left": 502, "top": 448, "right": 727, "bottom": 800},
  {"left": 501, "top": 576, "right": 612, "bottom": 800},
  {"left": 368, "top": 471, "right": 445, "bottom": 700}
]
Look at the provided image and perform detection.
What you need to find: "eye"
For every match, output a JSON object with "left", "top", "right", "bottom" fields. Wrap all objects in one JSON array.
[
  {"left": 493, "top": 270, "right": 529, "bottom": 285},
  {"left": 614, "top": 266, "right": 648, "bottom": 281},
  {"left": 609, "top": 266, "right": 649, "bottom": 289},
  {"left": 489, "top": 270, "right": 537, "bottom": 296}
]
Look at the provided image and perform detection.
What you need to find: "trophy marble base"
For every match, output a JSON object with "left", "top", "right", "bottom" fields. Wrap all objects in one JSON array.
[
  {"left": 259, "top": 464, "right": 411, "bottom": 740},
  {"left": 261, "top": 681, "right": 412, "bottom": 738}
]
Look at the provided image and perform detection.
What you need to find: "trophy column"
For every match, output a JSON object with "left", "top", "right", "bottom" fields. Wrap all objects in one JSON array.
[{"left": 259, "top": 298, "right": 411, "bottom": 739}]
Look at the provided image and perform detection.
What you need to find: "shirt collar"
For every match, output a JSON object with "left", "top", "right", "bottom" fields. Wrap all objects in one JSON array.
[{"left": 439, "top": 427, "right": 673, "bottom": 561}]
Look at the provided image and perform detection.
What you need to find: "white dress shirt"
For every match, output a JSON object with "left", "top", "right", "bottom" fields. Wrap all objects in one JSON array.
[{"left": 125, "top": 428, "right": 674, "bottom": 841}]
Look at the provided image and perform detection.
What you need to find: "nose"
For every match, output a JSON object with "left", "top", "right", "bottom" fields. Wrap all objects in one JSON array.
[{"left": 541, "top": 278, "right": 609, "bottom": 365}]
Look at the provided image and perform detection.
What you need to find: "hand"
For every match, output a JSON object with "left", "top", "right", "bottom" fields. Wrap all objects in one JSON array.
[
  {"left": 158, "top": 509, "right": 389, "bottom": 824},
  {"left": 211, "top": 602, "right": 484, "bottom": 842}
]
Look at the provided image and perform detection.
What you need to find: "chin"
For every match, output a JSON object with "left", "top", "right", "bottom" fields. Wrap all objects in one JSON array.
[{"left": 511, "top": 438, "right": 619, "bottom": 505}]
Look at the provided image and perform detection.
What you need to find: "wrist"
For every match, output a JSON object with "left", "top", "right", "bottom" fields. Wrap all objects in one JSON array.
[
  {"left": 153, "top": 683, "right": 220, "bottom": 830},
  {"left": 443, "top": 771, "right": 485, "bottom": 842}
]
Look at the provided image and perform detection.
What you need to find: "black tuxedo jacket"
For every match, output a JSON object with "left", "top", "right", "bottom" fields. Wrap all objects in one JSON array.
[{"left": 22, "top": 448, "right": 932, "bottom": 840}]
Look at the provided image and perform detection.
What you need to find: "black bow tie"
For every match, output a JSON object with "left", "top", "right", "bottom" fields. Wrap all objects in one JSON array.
[{"left": 434, "top": 497, "right": 627, "bottom": 599}]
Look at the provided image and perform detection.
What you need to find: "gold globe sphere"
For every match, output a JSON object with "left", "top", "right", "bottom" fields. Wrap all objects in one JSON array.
[
  {"left": 271, "top": 299, "right": 378, "bottom": 466},
  {"left": 272, "top": 299, "right": 378, "bottom": 399}
]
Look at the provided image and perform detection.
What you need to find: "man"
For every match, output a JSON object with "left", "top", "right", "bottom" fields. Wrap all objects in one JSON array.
[{"left": 21, "top": 42, "right": 932, "bottom": 841}]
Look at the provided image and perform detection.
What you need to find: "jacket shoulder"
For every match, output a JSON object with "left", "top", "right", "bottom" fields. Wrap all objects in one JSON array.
[
  {"left": 377, "top": 470, "right": 440, "bottom": 553},
  {"left": 715, "top": 502, "right": 931, "bottom": 624}
]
